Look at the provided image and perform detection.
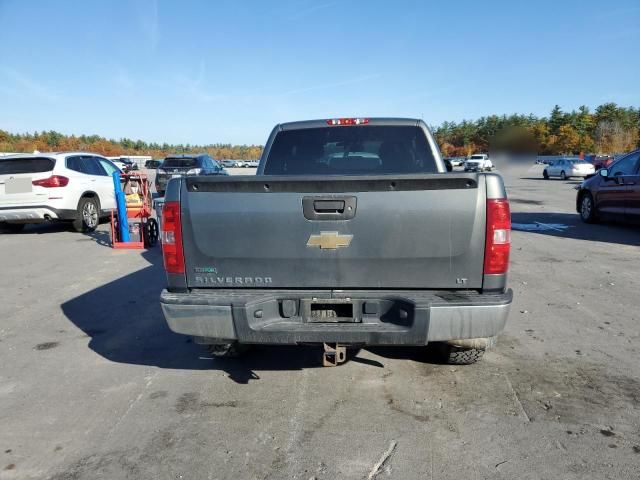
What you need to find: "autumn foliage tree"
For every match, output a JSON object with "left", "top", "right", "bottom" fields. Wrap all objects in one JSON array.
[
  {"left": 433, "top": 103, "right": 639, "bottom": 156},
  {"left": 0, "top": 130, "right": 263, "bottom": 160}
]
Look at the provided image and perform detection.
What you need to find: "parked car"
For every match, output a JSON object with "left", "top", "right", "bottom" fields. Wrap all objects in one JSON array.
[
  {"left": 589, "top": 155, "right": 615, "bottom": 170},
  {"left": 145, "top": 159, "right": 162, "bottom": 169},
  {"left": 246, "top": 160, "right": 259, "bottom": 168},
  {"left": 110, "top": 157, "right": 138, "bottom": 172},
  {"left": 576, "top": 149, "right": 640, "bottom": 224},
  {"left": 159, "top": 117, "right": 513, "bottom": 366},
  {"left": 221, "top": 159, "right": 243, "bottom": 168},
  {"left": 0, "top": 152, "right": 120, "bottom": 232},
  {"left": 464, "top": 154, "right": 493, "bottom": 172},
  {"left": 155, "top": 154, "right": 227, "bottom": 196},
  {"left": 446, "top": 157, "right": 465, "bottom": 167},
  {"left": 543, "top": 158, "right": 595, "bottom": 180}
]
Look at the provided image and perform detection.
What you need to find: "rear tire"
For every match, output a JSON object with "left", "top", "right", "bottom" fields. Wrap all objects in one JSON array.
[
  {"left": 0, "top": 222, "right": 25, "bottom": 233},
  {"left": 442, "top": 345, "right": 485, "bottom": 365},
  {"left": 73, "top": 197, "right": 100, "bottom": 233}
]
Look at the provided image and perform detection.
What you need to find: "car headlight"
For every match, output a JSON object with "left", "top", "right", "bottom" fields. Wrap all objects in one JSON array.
[{"left": 186, "top": 168, "right": 202, "bottom": 175}]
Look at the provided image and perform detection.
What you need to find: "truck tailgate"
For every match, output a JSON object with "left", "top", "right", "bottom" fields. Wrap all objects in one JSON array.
[{"left": 179, "top": 174, "right": 486, "bottom": 289}]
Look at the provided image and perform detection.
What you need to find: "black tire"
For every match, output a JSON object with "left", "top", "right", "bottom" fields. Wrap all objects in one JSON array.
[
  {"left": 560, "top": 170, "right": 567, "bottom": 180},
  {"left": 579, "top": 192, "right": 597, "bottom": 223},
  {"left": 207, "top": 342, "right": 249, "bottom": 358},
  {"left": 73, "top": 196, "right": 100, "bottom": 233},
  {"left": 143, "top": 218, "right": 159, "bottom": 247},
  {"left": 543, "top": 170, "right": 549, "bottom": 179},
  {"left": 0, "top": 222, "right": 25, "bottom": 233},
  {"left": 442, "top": 345, "right": 485, "bottom": 365}
]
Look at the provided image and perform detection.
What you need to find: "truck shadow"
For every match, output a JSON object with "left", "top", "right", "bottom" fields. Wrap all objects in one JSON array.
[
  {"left": 60, "top": 249, "right": 345, "bottom": 383},
  {"left": 511, "top": 211, "right": 640, "bottom": 247}
]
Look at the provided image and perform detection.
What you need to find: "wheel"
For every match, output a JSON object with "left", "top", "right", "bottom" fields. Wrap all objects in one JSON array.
[
  {"left": 0, "top": 222, "right": 25, "bottom": 233},
  {"left": 579, "top": 192, "right": 597, "bottom": 223},
  {"left": 441, "top": 344, "right": 485, "bottom": 365},
  {"left": 207, "top": 342, "right": 249, "bottom": 358},
  {"left": 560, "top": 170, "right": 567, "bottom": 180},
  {"left": 73, "top": 197, "right": 100, "bottom": 232},
  {"left": 543, "top": 170, "right": 549, "bottom": 179},
  {"left": 143, "top": 218, "right": 159, "bottom": 247},
  {"left": 436, "top": 337, "right": 496, "bottom": 365}
]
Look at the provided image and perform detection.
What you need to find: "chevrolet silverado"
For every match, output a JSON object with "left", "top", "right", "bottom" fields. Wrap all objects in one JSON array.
[{"left": 159, "top": 118, "right": 513, "bottom": 365}]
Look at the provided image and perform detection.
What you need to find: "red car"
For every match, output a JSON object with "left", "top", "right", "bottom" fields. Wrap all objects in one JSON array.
[
  {"left": 587, "top": 154, "right": 615, "bottom": 170},
  {"left": 576, "top": 149, "right": 640, "bottom": 223}
]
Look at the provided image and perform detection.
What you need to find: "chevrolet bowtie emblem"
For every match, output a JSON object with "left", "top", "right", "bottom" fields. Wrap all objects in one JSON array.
[{"left": 307, "top": 231, "right": 353, "bottom": 250}]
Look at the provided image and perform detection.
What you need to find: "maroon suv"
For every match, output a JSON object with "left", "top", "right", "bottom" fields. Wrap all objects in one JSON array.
[{"left": 576, "top": 149, "right": 640, "bottom": 224}]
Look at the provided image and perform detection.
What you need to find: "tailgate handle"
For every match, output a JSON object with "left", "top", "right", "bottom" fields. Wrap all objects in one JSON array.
[
  {"left": 303, "top": 196, "right": 357, "bottom": 220},
  {"left": 314, "top": 200, "right": 345, "bottom": 213}
]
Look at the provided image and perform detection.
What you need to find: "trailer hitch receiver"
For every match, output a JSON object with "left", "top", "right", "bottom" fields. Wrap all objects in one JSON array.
[{"left": 323, "top": 343, "right": 347, "bottom": 367}]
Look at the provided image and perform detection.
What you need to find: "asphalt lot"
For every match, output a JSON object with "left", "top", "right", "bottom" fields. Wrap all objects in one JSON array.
[{"left": 1, "top": 166, "right": 639, "bottom": 480}]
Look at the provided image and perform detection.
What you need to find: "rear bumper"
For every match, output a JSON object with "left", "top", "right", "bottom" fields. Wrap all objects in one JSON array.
[
  {"left": 570, "top": 170, "right": 595, "bottom": 177},
  {"left": 0, "top": 205, "right": 75, "bottom": 222},
  {"left": 160, "top": 288, "right": 513, "bottom": 345}
]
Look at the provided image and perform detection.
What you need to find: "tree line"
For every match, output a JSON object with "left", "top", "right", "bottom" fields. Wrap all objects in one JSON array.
[
  {"left": 1, "top": 102, "right": 638, "bottom": 159},
  {"left": 433, "top": 103, "right": 639, "bottom": 157},
  {"left": 0, "top": 130, "right": 263, "bottom": 160}
]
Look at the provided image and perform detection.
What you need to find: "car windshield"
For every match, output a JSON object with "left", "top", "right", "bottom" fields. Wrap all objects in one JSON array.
[
  {"left": 470, "top": 155, "right": 484, "bottom": 160},
  {"left": 162, "top": 158, "right": 198, "bottom": 168},
  {"left": 264, "top": 125, "right": 436, "bottom": 175}
]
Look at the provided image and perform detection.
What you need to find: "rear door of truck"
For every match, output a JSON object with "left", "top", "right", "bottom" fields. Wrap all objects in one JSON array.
[{"left": 176, "top": 119, "right": 488, "bottom": 290}]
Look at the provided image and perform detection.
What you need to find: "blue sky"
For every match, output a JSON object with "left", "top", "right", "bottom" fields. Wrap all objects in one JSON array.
[{"left": 1, "top": 0, "right": 639, "bottom": 145}]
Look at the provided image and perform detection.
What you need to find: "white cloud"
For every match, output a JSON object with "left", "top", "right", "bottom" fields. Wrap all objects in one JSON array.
[{"left": 0, "top": 67, "right": 59, "bottom": 103}]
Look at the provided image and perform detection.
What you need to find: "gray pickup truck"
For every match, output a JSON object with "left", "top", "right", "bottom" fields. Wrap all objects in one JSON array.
[{"left": 160, "top": 118, "right": 512, "bottom": 365}]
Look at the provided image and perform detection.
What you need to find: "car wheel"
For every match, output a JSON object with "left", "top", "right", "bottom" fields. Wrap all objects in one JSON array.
[
  {"left": 143, "top": 218, "right": 159, "bottom": 247},
  {"left": 0, "top": 222, "right": 25, "bottom": 233},
  {"left": 73, "top": 196, "right": 100, "bottom": 233},
  {"left": 543, "top": 170, "right": 549, "bottom": 179},
  {"left": 560, "top": 170, "right": 567, "bottom": 180},
  {"left": 579, "top": 192, "right": 597, "bottom": 223}
]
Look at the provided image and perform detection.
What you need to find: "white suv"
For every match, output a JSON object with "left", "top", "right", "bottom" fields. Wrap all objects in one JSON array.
[
  {"left": 464, "top": 154, "right": 493, "bottom": 172},
  {"left": 0, "top": 152, "right": 121, "bottom": 233}
]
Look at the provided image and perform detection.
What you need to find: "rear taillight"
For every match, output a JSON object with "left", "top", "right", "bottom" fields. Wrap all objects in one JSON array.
[
  {"left": 32, "top": 175, "right": 69, "bottom": 188},
  {"left": 161, "top": 201, "right": 185, "bottom": 274},
  {"left": 484, "top": 198, "right": 511, "bottom": 275}
]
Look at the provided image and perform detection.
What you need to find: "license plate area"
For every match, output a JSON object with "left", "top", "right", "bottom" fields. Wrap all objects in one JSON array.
[
  {"left": 5, "top": 177, "right": 32, "bottom": 194},
  {"left": 309, "top": 302, "right": 355, "bottom": 322}
]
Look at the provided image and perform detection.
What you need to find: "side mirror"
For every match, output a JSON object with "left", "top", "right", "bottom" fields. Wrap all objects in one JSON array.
[{"left": 599, "top": 168, "right": 608, "bottom": 178}]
